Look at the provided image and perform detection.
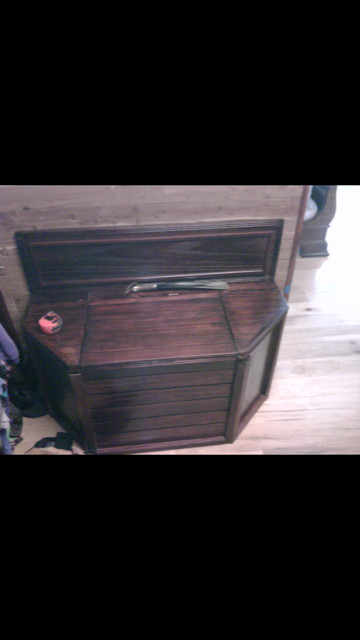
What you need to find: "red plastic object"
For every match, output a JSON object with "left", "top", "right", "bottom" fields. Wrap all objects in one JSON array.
[{"left": 38, "top": 311, "right": 63, "bottom": 334}]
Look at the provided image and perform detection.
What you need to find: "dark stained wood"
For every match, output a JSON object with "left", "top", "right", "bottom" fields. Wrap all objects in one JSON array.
[
  {"left": 225, "top": 357, "right": 248, "bottom": 442},
  {"left": 22, "top": 298, "right": 88, "bottom": 369},
  {"left": 19, "top": 220, "right": 288, "bottom": 454},
  {"left": 284, "top": 184, "right": 310, "bottom": 299},
  {"left": 224, "top": 320, "right": 285, "bottom": 444},
  {"left": 260, "top": 317, "right": 287, "bottom": 398},
  {"left": 84, "top": 367, "right": 235, "bottom": 394},
  {"left": 90, "top": 397, "right": 231, "bottom": 423},
  {"left": 97, "top": 435, "right": 227, "bottom": 455},
  {"left": 220, "top": 281, "right": 289, "bottom": 354},
  {"left": 82, "top": 291, "right": 236, "bottom": 366},
  {"left": 226, "top": 318, "right": 288, "bottom": 443},
  {"left": 15, "top": 220, "right": 284, "bottom": 292},
  {"left": 82, "top": 358, "right": 236, "bottom": 379},
  {"left": 95, "top": 423, "right": 226, "bottom": 448},
  {"left": 69, "top": 374, "right": 97, "bottom": 452},
  {"left": 24, "top": 334, "right": 86, "bottom": 444},
  {"left": 93, "top": 411, "right": 228, "bottom": 433},
  {"left": 1, "top": 186, "right": 308, "bottom": 342},
  {"left": 87, "top": 384, "right": 232, "bottom": 409},
  {"left": 237, "top": 331, "right": 273, "bottom": 418}
]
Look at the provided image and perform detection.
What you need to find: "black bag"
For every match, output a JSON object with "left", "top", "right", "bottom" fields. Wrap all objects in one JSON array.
[
  {"left": 8, "top": 366, "right": 38, "bottom": 410},
  {"left": 7, "top": 358, "right": 48, "bottom": 417},
  {"left": 33, "top": 432, "right": 73, "bottom": 451}
]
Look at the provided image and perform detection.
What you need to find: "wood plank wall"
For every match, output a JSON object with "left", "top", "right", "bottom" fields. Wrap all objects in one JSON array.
[{"left": 0, "top": 185, "right": 307, "bottom": 336}]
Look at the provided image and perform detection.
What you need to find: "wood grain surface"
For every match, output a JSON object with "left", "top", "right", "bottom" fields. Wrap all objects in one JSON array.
[
  {"left": 0, "top": 185, "right": 306, "bottom": 335},
  {"left": 82, "top": 291, "right": 237, "bottom": 366},
  {"left": 14, "top": 220, "right": 283, "bottom": 291},
  {"left": 13, "top": 189, "right": 359, "bottom": 455},
  {"left": 18, "top": 219, "right": 288, "bottom": 453},
  {"left": 154, "top": 186, "right": 360, "bottom": 454},
  {"left": 22, "top": 299, "right": 88, "bottom": 367}
]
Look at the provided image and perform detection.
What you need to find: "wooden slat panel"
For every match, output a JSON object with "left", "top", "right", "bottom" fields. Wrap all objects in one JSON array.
[
  {"left": 95, "top": 423, "right": 226, "bottom": 447},
  {"left": 84, "top": 367, "right": 235, "bottom": 393},
  {"left": 87, "top": 383, "right": 231, "bottom": 409},
  {"left": 90, "top": 396, "right": 230, "bottom": 423},
  {"left": 82, "top": 358, "right": 235, "bottom": 380},
  {"left": 93, "top": 410, "right": 228, "bottom": 433},
  {"left": 87, "top": 330, "right": 230, "bottom": 350},
  {"left": 83, "top": 342, "right": 237, "bottom": 366}
]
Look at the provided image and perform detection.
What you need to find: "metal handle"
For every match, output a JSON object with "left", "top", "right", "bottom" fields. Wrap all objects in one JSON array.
[
  {"left": 125, "top": 280, "right": 229, "bottom": 294},
  {"left": 125, "top": 282, "right": 157, "bottom": 294}
]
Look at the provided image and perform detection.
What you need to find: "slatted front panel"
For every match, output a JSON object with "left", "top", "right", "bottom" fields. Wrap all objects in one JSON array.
[{"left": 82, "top": 360, "right": 236, "bottom": 449}]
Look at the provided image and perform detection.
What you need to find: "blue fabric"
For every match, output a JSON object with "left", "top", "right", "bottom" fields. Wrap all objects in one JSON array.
[
  {"left": 0, "top": 427, "right": 13, "bottom": 454},
  {"left": 0, "top": 324, "right": 20, "bottom": 454},
  {"left": 0, "top": 322, "right": 20, "bottom": 364}
]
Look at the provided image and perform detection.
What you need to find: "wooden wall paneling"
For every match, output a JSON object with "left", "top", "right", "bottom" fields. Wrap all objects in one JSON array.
[
  {"left": 283, "top": 185, "right": 310, "bottom": 298},
  {"left": 0, "top": 185, "right": 304, "bottom": 213}
]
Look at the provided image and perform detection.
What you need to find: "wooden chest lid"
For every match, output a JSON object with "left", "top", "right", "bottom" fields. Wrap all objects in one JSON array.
[
  {"left": 15, "top": 220, "right": 284, "bottom": 293},
  {"left": 81, "top": 289, "right": 237, "bottom": 367},
  {"left": 22, "top": 279, "right": 288, "bottom": 369}
]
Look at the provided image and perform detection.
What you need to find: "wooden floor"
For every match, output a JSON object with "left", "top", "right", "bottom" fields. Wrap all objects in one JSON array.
[{"left": 14, "top": 186, "right": 360, "bottom": 455}]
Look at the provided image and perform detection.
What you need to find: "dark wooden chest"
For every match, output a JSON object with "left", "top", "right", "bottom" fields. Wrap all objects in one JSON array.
[{"left": 16, "top": 220, "right": 288, "bottom": 454}]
